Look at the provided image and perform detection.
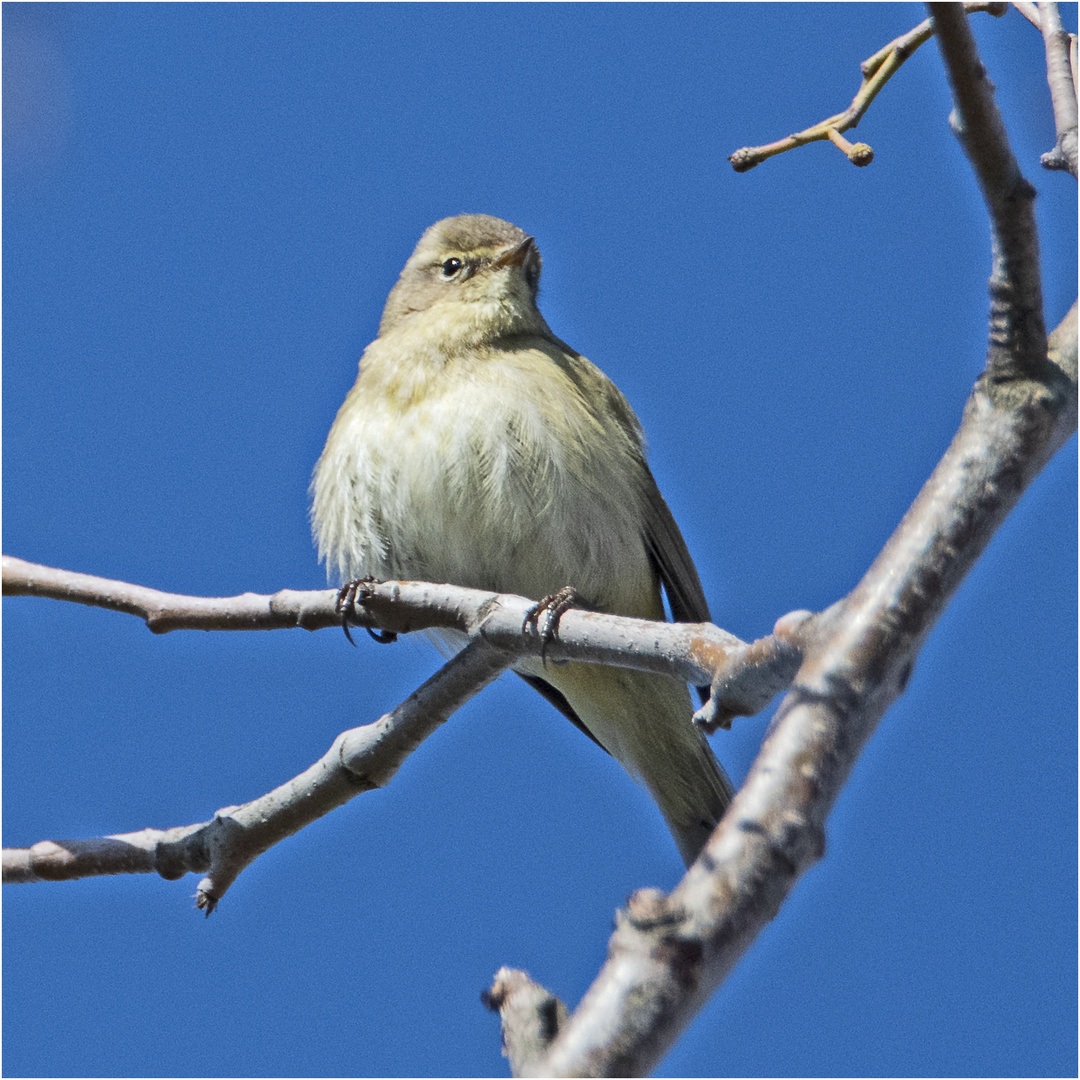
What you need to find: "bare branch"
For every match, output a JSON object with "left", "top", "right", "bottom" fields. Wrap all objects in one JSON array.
[
  {"left": 728, "top": 1, "right": 1007, "bottom": 172},
  {"left": 534, "top": 312, "right": 1078, "bottom": 1080},
  {"left": 4, "top": 559, "right": 814, "bottom": 895},
  {"left": 3, "top": 555, "right": 802, "bottom": 722},
  {"left": 540, "top": 379, "right": 1074, "bottom": 1076},
  {"left": 483, "top": 968, "right": 568, "bottom": 1078},
  {"left": 4, "top": 637, "right": 512, "bottom": 907},
  {"left": 1038, "top": 2, "right": 1079, "bottom": 175},
  {"left": 1, "top": 555, "right": 347, "bottom": 632},
  {"left": 1010, "top": 2, "right": 1079, "bottom": 107},
  {"left": 2, "top": 825, "right": 211, "bottom": 885},
  {"left": 1011, "top": 0, "right": 1043, "bottom": 29},
  {"left": 529, "top": 19, "right": 1077, "bottom": 1077},
  {"left": 932, "top": 2, "right": 1051, "bottom": 385}
]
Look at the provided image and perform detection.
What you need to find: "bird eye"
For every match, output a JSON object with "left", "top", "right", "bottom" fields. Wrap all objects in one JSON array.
[{"left": 440, "top": 258, "right": 463, "bottom": 278}]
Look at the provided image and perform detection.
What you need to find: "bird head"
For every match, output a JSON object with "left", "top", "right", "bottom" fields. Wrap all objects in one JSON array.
[{"left": 378, "top": 215, "right": 547, "bottom": 343}]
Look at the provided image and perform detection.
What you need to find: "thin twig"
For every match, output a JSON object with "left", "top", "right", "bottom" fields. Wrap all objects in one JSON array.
[
  {"left": 1, "top": 555, "right": 346, "bottom": 632},
  {"left": 1011, "top": 0, "right": 1042, "bottom": 29},
  {"left": 728, "top": 1, "right": 1007, "bottom": 172},
  {"left": 1012, "top": 2, "right": 1079, "bottom": 109}
]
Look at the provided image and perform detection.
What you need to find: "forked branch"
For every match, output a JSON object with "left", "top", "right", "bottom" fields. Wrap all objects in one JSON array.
[
  {"left": 519, "top": 7, "right": 1076, "bottom": 1076},
  {"left": 728, "top": 0, "right": 1007, "bottom": 171},
  {"left": 2, "top": 558, "right": 806, "bottom": 901}
]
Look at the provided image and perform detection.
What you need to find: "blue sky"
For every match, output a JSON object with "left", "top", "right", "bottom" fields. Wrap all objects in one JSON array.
[{"left": 4, "top": 4, "right": 1076, "bottom": 1077}]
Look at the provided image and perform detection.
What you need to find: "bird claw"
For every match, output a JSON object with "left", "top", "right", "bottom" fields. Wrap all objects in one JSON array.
[
  {"left": 523, "top": 586, "right": 587, "bottom": 665},
  {"left": 336, "top": 578, "right": 398, "bottom": 646}
]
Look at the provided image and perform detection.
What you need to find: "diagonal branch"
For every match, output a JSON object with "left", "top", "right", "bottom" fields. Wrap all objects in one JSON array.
[
  {"left": 4, "top": 637, "right": 512, "bottom": 910},
  {"left": 524, "top": 16, "right": 1078, "bottom": 1079},
  {"left": 533, "top": 365, "right": 1075, "bottom": 1077},
  {"left": 728, "top": 1, "right": 1007, "bottom": 172}
]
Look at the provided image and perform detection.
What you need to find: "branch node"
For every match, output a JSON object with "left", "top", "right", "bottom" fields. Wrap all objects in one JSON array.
[
  {"left": 694, "top": 616, "right": 808, "bottom": 733},
  {"left": 1039, "top": 137, "right": 1075, "bottom": 171},
  {"left": 195, "top": 883, "right": 219, "bottom": 916},
  {"left": 622, "top": 888, "right": 680, "bottom": 931},
  {"left": 773, "top": 609, "right": 814, "bottom": 640}
]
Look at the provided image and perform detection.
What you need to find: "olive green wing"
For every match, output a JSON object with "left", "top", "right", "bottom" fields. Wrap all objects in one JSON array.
[
  {"left": 640, "top": 465, "right": 713, "bottom": 706},
  {"left": 641, "top": 463, "right": 711, "bottom": 626},
  {"left": 553, "top": 346, "right": 711, "bottom": 623}
]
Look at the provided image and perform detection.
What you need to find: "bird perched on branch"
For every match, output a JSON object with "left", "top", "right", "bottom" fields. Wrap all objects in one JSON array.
[{"left": 311, "top": 214, "right": 732, "bottom": 865}]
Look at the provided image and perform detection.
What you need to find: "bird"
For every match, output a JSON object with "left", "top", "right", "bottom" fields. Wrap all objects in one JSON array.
[{"left": 311, "top": 214, "right": 733, "bottom": 866}]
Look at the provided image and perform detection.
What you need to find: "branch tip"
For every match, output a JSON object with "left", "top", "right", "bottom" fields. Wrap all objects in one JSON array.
[
  {"left": 727, "top": 147, "right": 757, "bottom": 173},
  {"left": 827, "top": 127, "right": 875, "bottom": 165},
  {"left": 773, "top": 609, "right": 814, "bottom": 640},
  {"left": 484, "top": 968, "right": 567, "bottom": 1077}
]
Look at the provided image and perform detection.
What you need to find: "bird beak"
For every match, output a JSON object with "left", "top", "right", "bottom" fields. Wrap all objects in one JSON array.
[{"left": 491, "top": 235, "right": 535, "bottom": 270}]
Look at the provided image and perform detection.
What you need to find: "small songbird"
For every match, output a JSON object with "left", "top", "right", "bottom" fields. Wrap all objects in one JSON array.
[{"left": 311, "top": 214, "right": 733, "bottom": 865}]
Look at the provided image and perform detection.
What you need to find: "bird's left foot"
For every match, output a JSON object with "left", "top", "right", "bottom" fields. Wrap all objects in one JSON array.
[
  {"left": 524, "top": 586, "right": 588, "bottom": 664},
  {"left": 336, "top": 577, "right": 399, "bottom": 646}
]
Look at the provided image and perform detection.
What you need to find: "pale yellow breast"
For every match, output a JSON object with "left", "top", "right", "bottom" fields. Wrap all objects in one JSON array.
[{"left": 312, "top": 337, "right": 662, "bottom": 619}]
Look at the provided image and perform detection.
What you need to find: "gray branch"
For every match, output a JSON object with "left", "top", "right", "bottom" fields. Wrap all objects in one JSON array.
[
  {"left": 1038, "top": 2, "right": 1079, "bottom": 175},
  {"left": 2, "top": 558, "right": 804, "bottom": 894},
  {"left": 2, "top": 556, "right": 795, "bottom": 723},
  {"left": 934, "top": 3, "right": 1051, "bottom": 386},
  {"left": 483, "top": 968, "right": 569, "bottom": 1076},
  {"left": 4, "top": 638, "right": 511, "bottom": 910},
  {"left": 520, "top": 11, "right": 1077, "bottom": 1077}
]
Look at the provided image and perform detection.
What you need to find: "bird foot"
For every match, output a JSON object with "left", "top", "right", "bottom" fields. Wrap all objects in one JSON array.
[
  {"left": 336, "top": 577, "right": 398, "bottom": 646},
  {"left": 523, "top": 586, "right": 588, "bottom": 664}
]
